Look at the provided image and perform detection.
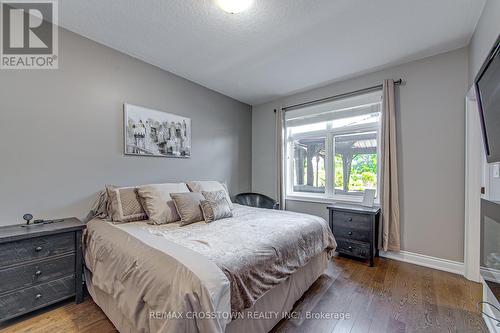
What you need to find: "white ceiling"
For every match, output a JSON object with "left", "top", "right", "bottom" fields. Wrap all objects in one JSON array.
[{"left": 59, "top": 0, "right": 486, "bottom": 105}]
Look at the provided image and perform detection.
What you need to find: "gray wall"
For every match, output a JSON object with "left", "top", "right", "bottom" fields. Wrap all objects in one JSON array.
[
  {"left": 468, "top": 0, "right": 500, "bottom": 201},
  {"left": 0, "top": 28, "right": 252, "bottom": 225},
  {"left": 252, "top": 48, "right": 468, "bottom": 262},
  {"left": 468, "top": 0, "right": 500, "bottom": 84}
]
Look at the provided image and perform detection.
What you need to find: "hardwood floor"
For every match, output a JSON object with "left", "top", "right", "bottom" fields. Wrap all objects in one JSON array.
[
  {"left": 272, "top": 256, "right": 487, "bottom": 333},
  {"left": 0, "top": 256, "right": 488, "bottom": 333}
]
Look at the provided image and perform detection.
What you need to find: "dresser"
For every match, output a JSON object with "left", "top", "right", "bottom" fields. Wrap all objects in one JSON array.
[
  {"left": 327, "top": 204, "right": 380, "bottom": 266},
  {"left": 0, "top": 218, "right": 86, "bottom": 322}
]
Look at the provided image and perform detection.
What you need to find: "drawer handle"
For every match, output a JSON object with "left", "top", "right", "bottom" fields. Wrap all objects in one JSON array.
[
  {"left": 34, "top": 270, "right": 42, "bottom": 277},
  {"left": 348, "top": 246, "right": 353, "bottom": 251},
  {"left": 35, "top": 246, "right": 43, "bottom": 252},
  {"left": 35, "top": 293, "right": 42, "bottom": 300},
  {"left": 346, "top": 218, "right": 353, "bottom": 222},
  {"left": 348, "top": 231, "right": 353, "bottom": 236}
]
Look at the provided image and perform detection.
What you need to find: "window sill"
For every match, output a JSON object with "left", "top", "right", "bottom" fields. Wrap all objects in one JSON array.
[{"left": 285, "top": 194, "right": 366, "bottom": 205}]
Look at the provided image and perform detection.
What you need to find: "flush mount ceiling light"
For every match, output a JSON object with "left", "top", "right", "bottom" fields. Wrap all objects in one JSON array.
[{"left": 216, "top": 0, "right": 252, "bottom": 14}]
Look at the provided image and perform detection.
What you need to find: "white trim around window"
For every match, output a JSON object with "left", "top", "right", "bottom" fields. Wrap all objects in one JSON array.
[
  {"left": 285, "top": 193, "right": 365, "bottom": 205},
  {"left": 284, "top": 100, "right": 382, "bottom": 205}
]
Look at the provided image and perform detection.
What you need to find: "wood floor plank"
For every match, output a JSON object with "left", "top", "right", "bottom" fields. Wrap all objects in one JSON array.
[
  {"left": 348, "top": 258, "right": 392, "bottom": 333},
  {"left": 332, "top": 261, "right": 379, "bottom": 333},
  {"left": 284, "top": 258, "right": 365, "bottom": 333},
  {"left": 0, "top": 257, "right": 488, "bottom": 333},
  {"left": 402, "top": 262, "right": 426, "bottom": 333},
  {"left": 367, "top": 258, "right": 399, "bottom": 333},
  {"left": 433, "top": 269, "right": 459, "bottom": 333},
  {"left": 389, "top": 260, "right": 411, "bottom": 326},
  {"left": 331, "top": 264, "right": 373, "bottom": 333}
]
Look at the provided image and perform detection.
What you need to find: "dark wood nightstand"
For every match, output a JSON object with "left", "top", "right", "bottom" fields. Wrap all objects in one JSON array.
[
  {"left": 0, "top": 218, "right": 86, "bottom": 322},
  {"left": 327, "top": 203, "right": 380, "bottom": 267}
]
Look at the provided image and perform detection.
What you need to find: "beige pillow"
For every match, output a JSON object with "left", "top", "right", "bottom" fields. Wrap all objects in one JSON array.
[
  {"left": 170, "top": 192, "right": 205, "bottom": 226},
  {"left": 200, "top": 198, "right": 233, "bottom": 223},
  {"left": 137, "top": 183, "right": 189, "bottom": 224},
  {"left": 186, "top": 181, "right": 233, "bottom": 209},
  {"left": 202, "top": 190, "right": 229, "bottom": 205},
  {"left": 106, "top": 185, "right": 147, "bottom": 224}
]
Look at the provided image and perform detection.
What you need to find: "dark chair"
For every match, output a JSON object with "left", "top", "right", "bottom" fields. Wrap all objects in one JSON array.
[{"left": 234, "top": 193, "right": 279, "bottom": 210}]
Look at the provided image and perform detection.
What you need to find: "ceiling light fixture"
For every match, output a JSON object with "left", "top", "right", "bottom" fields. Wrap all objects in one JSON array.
[{"left": 216, "top": 0, "right": 252, "bottom": 14}]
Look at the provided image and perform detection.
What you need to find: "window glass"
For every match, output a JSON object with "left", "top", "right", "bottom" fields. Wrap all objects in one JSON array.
[
  {"left": 292, "top": 137, "right": 326, "bottom": 193},
  {"left": 334, "top": 132, "right": 378, "bottom": 195}
]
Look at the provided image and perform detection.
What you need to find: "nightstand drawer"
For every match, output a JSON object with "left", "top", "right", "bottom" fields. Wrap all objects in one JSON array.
[
  {"left": 0, "top": 232, "right": 75, "bottom": 267},
  {"left": 332, "top": 211, "right": 371, "bottom": 230},
  {"left": 0, "top": 275, "right": 75, "bottom": 321},
  {"left": 333, "top": 225, "right": 371, "bottom": 242},
  {"left": 0, "top": 255, "right": 75, "bottom": 295},
  {"left": 336, "top": 238, "right": 370, "bottom": 259}
]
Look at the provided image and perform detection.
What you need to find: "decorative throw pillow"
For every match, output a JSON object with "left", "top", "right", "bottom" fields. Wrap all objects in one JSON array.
[
  {"left": 137, "top": 183, "right": 190, "bottom": 225},
  {"left": 170, "top": 192, "right": 205, "bottom": 226},
  {"left": 200, "top": 198, "right": 233, "bottom": 223},
  {"left": 106, "top": 185, "right": 148, "bottom": 224},
  {"left": 202, "top": 190, "right": 230, "bottom": 205},
  {"left": 186, "top": 181, "right": 233, "bottom": 209}
]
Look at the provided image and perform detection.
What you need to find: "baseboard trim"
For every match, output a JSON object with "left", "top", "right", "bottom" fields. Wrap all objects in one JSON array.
[{"left": 379, "top": 250, "right": 464, "bottom": 275}]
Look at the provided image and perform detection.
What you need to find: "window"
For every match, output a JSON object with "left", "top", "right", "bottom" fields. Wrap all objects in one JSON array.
[{"left": 285, "top": 91, "right": 382, "bottom": 203}]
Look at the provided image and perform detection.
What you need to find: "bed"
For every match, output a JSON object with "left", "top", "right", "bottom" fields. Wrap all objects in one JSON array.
[{"left": 83, "top": 204, "right": 336, "bottom": 333}]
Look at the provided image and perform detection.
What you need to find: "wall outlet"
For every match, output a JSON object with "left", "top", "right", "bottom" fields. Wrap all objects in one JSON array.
[{"left": 493, "top": 163, "right": 500, "bottom": 178}]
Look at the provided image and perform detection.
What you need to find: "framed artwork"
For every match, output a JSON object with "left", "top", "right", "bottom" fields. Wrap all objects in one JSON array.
[{"left": 124, "top": 104, "right": 191, "bottom": 158}]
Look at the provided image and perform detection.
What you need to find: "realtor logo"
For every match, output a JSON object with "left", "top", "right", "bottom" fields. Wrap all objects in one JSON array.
[{"left": 1, "top": 0, "right": 58, "bottom": 69}]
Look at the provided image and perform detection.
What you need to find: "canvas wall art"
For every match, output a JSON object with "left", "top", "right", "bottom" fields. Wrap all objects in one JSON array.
[{"left": 124, "top": 104, "right": 191, "bottom": 158}]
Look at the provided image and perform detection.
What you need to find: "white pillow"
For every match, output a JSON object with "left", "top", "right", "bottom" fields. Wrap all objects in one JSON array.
[
  {"left": 186, "top": 181, "right": 233, "bottom": 209},
  {"left": 137, "top": 183, "right": 190, "bottom": 224}
]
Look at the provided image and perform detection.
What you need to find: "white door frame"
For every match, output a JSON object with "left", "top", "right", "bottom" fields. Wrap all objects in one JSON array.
[{"left": 464, "top": 87, "right": 487, "bottom": 282}]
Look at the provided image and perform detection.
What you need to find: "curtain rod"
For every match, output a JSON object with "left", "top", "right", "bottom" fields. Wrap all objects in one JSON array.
[{"left": 279, "top": 79, "right": 403, "bottom": 112}]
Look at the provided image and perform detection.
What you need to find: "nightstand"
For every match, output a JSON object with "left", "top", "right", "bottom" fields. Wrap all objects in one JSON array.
[
  {"left": 327, "top": 203, "right": 380, "bottom": 267},
  {"left": 0, "top": 218, "right": 86, "bottom": 322}
]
